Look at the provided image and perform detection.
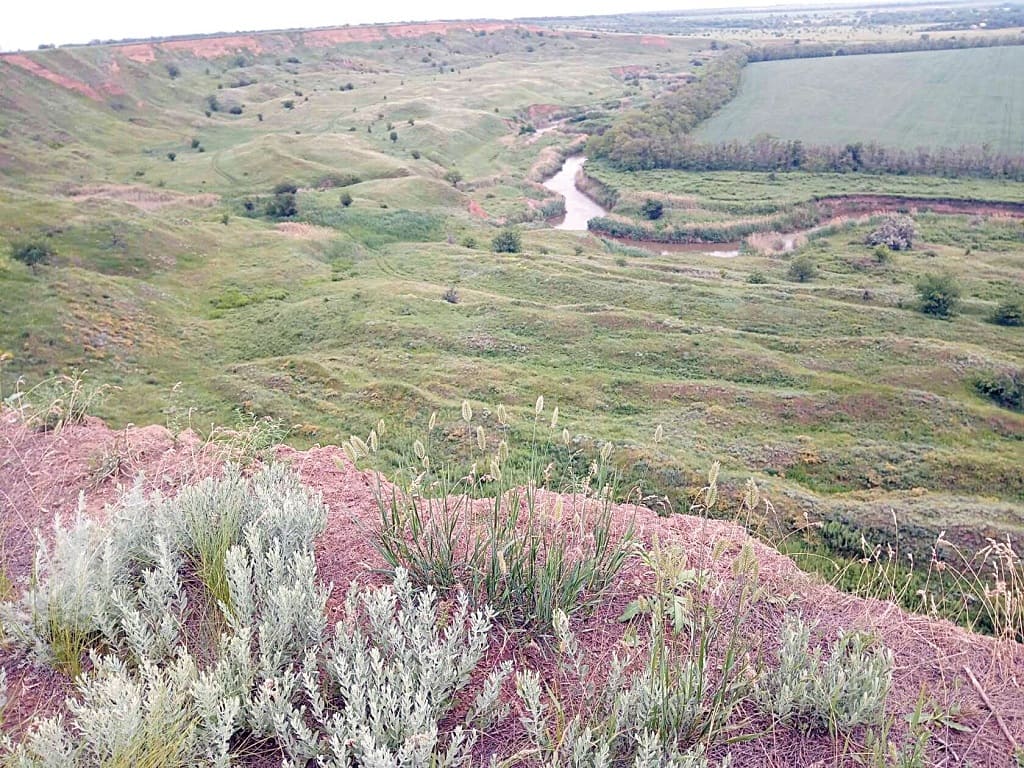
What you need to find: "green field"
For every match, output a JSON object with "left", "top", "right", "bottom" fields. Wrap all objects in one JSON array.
[{"left": 696, "top": 46, "right": 1024, "bottom": 152}]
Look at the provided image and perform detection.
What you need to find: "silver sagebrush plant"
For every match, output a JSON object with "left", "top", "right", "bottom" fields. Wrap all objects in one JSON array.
[
  {"left": 275, "top": 568, "right": 510, "bottom": 768},
  {"left": 0, "top": 465, "right": 511, "bottom": 768},
  {"left": 759, "top": 615, "right": 894, "bottom": 734}
]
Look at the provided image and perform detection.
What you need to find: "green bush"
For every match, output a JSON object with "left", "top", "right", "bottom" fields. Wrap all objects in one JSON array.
[
  {"left": 11, "top": 240, "right": 54, "bottom": 269},
  {"left": 973, "top": 369, "right": 1023, "bottom": 411},
  {"left": 641, "top": 198, "right": 664, "bottom": 220},
  {"left": 915, "top": 272, "right": 961, "bottom": 318},
  {"left": 787, "top": 255, "right": 817, "bottom": 283},
  {"left": 491, "top": 227, "right": 521, "bottom": 253},
  {"left": 992, "top": 298, "right": 1024, "bottom": 327},
  {"left": 339, "top": 191, "right": 353, "bottom": 207}
]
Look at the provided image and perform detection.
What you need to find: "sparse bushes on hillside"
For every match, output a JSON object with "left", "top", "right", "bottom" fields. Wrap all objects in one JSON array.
[
  {"left": 915, "top": 272, "right": 961, "bottom": 318},
  {"left": 491, "top": 227, "right": 522, "bottom": 253},
  {"left": 867, "top": 215, "right": 916, "bottom": 251}
]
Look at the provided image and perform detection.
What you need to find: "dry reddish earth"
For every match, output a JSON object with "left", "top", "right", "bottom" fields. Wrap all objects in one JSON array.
[{"left": 1, "top": 416, "right": 1022, "bottom": 766}]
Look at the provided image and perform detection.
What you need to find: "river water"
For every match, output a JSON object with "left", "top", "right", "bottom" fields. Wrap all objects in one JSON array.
[{"left": 542, "top": 156, "right": 608, "bottom": 231}]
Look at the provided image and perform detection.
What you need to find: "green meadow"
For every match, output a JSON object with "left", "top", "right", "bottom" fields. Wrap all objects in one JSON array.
[
  {"left": 696, "top": 46, "right": 1024, "bottom": 152},
  {"left": 1, "top": 23, "right": 1023, "bottom": 566}
]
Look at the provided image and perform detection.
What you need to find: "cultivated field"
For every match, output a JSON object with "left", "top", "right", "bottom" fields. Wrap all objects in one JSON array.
[{"left": 696, "top": 45, "right": 1024, "bottom": 152}]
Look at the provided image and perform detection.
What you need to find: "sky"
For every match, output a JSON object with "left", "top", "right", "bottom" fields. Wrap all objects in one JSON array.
[{"left": 2, "top": 0, "right": 855, "bottom": 51}]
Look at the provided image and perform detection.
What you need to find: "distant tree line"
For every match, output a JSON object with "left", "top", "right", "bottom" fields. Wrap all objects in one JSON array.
[
  {"left": 586, "top": 51, "right": 746, "bottom": 169},
  {"left": 607, "top": 136, "right": 1024, "bottom": 181},
  {"left": 745, "top": 33, "right": 1024, "bottom": 62}
]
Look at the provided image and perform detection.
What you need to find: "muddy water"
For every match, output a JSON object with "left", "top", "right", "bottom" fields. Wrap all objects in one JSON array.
[{"left": 543, "top": 156, "right": 608, "bottom": 231}]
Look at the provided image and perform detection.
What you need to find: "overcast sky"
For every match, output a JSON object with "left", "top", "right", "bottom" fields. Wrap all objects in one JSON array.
[{"left": 2, "top": 0, "right": 855, "bottom": 51}]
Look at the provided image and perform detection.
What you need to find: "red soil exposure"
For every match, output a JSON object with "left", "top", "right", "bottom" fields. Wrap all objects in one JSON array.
[
  {"left": 1, "top": 415, "right": 1022, "bottom": 766},
  {"left": 1, "top": 55, "right": 103, "bottom": 101},
  {"left": 467, "top": 199, "right": 488, "bottom": 218},
  {"left": 304, "top": 21, "right": 541, "bottom": 48},
  {"left": 816, "top": 194, "right": 1024, "bottom": 219}
]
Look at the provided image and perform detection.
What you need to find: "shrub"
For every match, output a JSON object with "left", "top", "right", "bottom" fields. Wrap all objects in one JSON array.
[
  {"left": 442, "top": 286, "right": 460, "bottom": 304},
  {"left": 759, "top": 615, "right": 894, "bottom": 734},
  {"left": 166, "top": 63, "right": 180, "bottom": 79},
  {"left": 747, "top": 270, "right": 768, "bottom": 284},
  {"left": 873, "top": 244, "right": 892, "bottom": 263},
  {"left": 264, "top": 192, "right": 297, "bottom": 219},
  {"left": 205, "top": 95, "right": 220, "bottom": 112},
  {"left": 867, "top": 214, "right": 916, "bottom": 251},
  {"left": 915, "top": 272, "right": 961, "bottom": 318},
  {"left": 11, "top": 240, "right": 54, "bottom": 270},
  {"left": 787, "top": 254, "right": 817, "bottom": 282},
  {"left": 992, "top": 298, "right": 1024, "bottom": 327},
  {"left": 444, "top": 169, "right": 463, "bottom": 187},
  {"left": 411, "top": 149, "right": 421, "bottom": 159},
  {"left": 389, "top": 130, "right": 398, "bottom": 143},
  {"left": 339, "top": 191, "right": 353, "bottom": 207},
  {"left": 227, "top": 105, "right": 243, "bottom": 115},
  {"left": 973, "top": 369, "right": 1023, "bottom": 411},
  {"left": 641, "top": 198, "right": 664, "bottom": 220},
  {"left": 166, "top": 152, "right": 176, "bottom": 161},
  {"left": 282, "top": 99, "right": 295, "bottom": 110},
  {"left": 491, "top": 227, "right": 521, "bottom": 253},
  {"left": 190, "top": 138, "right": 200, "bottom": 149}
]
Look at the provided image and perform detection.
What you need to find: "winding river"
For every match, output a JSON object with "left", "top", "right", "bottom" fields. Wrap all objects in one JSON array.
[{"left": 542, "top": 156, "right": 608, "bottom": 230}]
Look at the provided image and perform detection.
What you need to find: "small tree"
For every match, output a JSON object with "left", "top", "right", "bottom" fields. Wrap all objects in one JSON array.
[
  {"left": 915, "top": 273, "right": 961, "bottom": 318},
  {"left": 167, "top": 152, "right": 176, "bottom": 161},
  {"left": 339, "top": 191, "right": 353, "bottom": 208},
  {"left": 491, "top": 228, "right": 521, "bottom": 254},
  {"left": 641, "top": 198, "right": 664, "bottom": 221},
  {"left": 389, "top": 130, "right": 399, "bottom": 143},
  {"left": 166, "top": 63, "right": 180, "bottom": 79},
  {"left": 11, "top": 240, "right": 54, "bottom": 271},
  {"left": 992, "top": 298, "right": 1024, "bottom": 327},
  {"left": 867, "top": 215, "right": 916, "bottom": 251},
  {"left": 787, "top": 255, "right": 817, "bottom": 282},
  {"left": 444, "top": 169, "right": 463, "bottom": 187}
]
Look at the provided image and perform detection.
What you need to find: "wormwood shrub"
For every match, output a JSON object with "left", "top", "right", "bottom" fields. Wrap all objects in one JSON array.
[
  {"left": 1, "top": 466, "right": 507, "bottom": 767},
  {"left": 0, "top": 465, "right": 326, "bottom": 674},
  {"left": 362, "top": 399, "right": 635, "bottom": 630},
  {"left": 759, "top": 615, "right": 894, "bottom": 735},
  {"left": 511, "top": 505, "right": 763, "bottom": 766}
]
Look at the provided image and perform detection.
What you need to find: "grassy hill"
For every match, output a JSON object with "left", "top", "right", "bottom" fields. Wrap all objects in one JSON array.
[{"left": 0, "top": 20, "right": 1023, "bottom": 588}]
